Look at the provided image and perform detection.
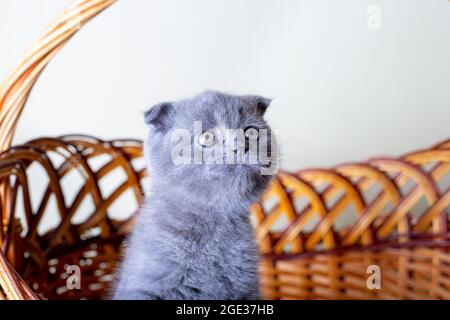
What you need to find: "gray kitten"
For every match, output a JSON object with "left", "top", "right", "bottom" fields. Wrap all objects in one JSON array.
[{"left": 112, "top": 91, "right": 275, "bottom": 300}]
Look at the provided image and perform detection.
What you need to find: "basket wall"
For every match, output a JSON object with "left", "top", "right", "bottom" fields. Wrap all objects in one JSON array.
[{"left": 0, "top": 137, "right": 449, "bottom": 299}]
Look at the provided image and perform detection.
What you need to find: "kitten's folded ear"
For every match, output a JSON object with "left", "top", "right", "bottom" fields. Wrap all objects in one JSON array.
[
  {"left": 252, "top": 96, "right": 272, "bottom": 116},
  {"left": 144, "top": 102, "right": 173, "bottom": 131}
]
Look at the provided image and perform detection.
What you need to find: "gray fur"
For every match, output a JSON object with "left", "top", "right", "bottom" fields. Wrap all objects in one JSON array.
[{"left": 112, "top": 91, "right": 273, "bottom": 300}]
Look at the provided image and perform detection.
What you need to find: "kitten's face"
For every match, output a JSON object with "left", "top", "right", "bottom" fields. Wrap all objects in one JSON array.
[{"left": 144, "top": 91, "right": 277, "bottom": 209}]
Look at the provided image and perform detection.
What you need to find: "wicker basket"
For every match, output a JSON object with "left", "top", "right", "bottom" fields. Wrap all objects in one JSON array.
[{"left": 1, "top": 0, "right": 449, "bottom": 300}]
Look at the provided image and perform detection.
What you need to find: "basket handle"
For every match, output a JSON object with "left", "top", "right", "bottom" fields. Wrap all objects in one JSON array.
[
  {"left": 0, "top": 0, "right": 116, "bottom": 152},
  {"left": 0, "top": 0, "right": 115, "bottom": 300}
]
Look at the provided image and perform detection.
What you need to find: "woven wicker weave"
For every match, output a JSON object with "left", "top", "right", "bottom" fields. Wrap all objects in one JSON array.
[{"left": 1, "top": 0, "right": 449, "bottom": 300}]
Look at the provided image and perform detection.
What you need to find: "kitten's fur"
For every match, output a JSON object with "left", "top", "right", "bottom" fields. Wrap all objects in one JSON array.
[{"left": 112, "top": 91, "right": 274, "bottom": 300}]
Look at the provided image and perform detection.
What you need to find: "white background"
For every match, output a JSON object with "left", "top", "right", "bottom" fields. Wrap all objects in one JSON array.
[{"left": 1, "top": 0, "right": 449, "bottom": 171}]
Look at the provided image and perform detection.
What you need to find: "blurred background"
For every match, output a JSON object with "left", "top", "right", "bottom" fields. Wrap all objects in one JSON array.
[{"left": 0, "top": 0, "right": 449, "bottom": 171}]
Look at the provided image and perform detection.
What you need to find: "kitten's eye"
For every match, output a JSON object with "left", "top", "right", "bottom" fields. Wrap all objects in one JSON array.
[
  {"left": 244, "top": 127, "right": 259, "bottom": 140},
  {"left": 198, "top": 130, "right": 216, "bottom": 147}
]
